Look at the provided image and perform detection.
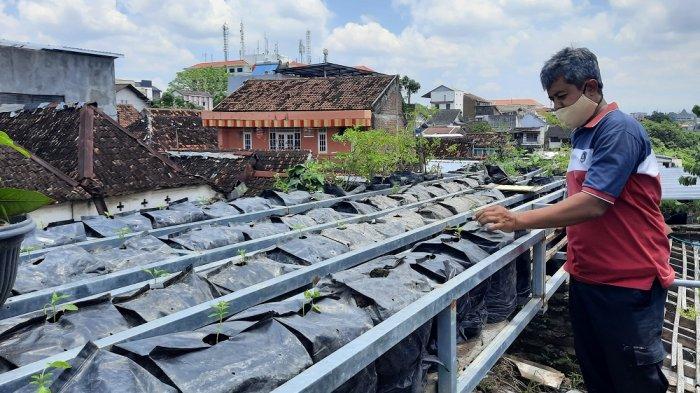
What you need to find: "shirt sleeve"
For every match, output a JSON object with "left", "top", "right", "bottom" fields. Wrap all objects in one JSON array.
[{"left": 581, "top": 127, "right": 642, "bottom": 204}]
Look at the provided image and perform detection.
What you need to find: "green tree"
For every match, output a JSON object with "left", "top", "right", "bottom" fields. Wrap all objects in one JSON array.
[
  {"left": 167, "top": 67, "right": 228, "bottom": 106},
  {"left": 399, "top": 76, "right": 421, "bottom": 104},
  {"left": 647, "top": 111, "right": 672, "bottom": 123},
  {"left": 151, "top": 91, "right": 200, "bottom": 109},
  {"left": 469, "top": 121, "right": 493, "bottom": 133},
  {"left": 405, "top": 103, "right": 438, "bottom": 130},
  {"left": 644, "top": 118, "right": 700, "bottom": 184},
  {"left": 693, "top": 104, "right": 700, "bottom": 118},
  {"left": 543, "top": 111, "right": 562, "bottom": 127}
]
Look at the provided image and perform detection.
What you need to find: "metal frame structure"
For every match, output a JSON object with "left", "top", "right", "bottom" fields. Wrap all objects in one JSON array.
[
  {"left": 273, "top": 192, "right": 566, "bottom": 393},
  {"left": 0, "top": 182, "right": 564, "bottom": 392}
]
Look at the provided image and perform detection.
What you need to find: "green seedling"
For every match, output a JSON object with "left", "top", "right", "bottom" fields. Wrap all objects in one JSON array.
[
  {"left": 116, "top": 227, "right": 132, "bottom": 239},
  {"left": 103, "top": 211, "right": 113, "bottom": 218},
  {"left": 208, "top": 300, "right": 229, "bottom": 344},
  {"left": 142, "top": 268, "right": 169, "bottom": 286},
  {"left": 237, "top": 249, "right": 247, "bottom": 263},
  {"left": 390, "top": 184, "right": 401, "bottom": 194},
  {"left": 290, "top": 223, "right": 306, "bottom": 231},
  {"left": 681, "top": 307, "right": 698, "bottom": 320},
  {"left": 20, "top": 245, "right": 40, "bottom": 253},
  {"left": 302, "top": 289, "right": 321, "bottom": 316},
  {"left": 30, "top": 360, "right": 71, "bottom": 393},
  {"left": 43, "top": 292, "right": 78, "bottom": 323}
]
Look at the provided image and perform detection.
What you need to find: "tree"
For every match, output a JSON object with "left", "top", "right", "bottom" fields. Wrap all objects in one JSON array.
[
  {"left": 400, "top": 76, "right": 421, "bottom": 104},
  {"left": 151, "top": 91, "right": 200, "bottom": 109},
  {"left": 647, "top": 111, "right": 672, "bottom": 123},
  {"left": 644, "top": 118, "right": 700, "bottom": 185},
  {"left": 543, "top": 111, "right": 562, "bottom": 127},
  {"left": 468, "top": 121, "right": 493, "bottom": 133},
  {"left": 693, "top": 104, "right": 700, "bottom": 118},
  {"left": 167, "top": 67, "right": 228, "bottom": 106}
]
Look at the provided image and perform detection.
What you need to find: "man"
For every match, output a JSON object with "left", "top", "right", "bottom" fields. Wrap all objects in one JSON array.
[{"left": 476, "top": 47, "right": 673, "bottom": 393}]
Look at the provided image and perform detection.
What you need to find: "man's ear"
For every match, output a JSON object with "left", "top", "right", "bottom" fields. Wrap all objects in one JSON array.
[{"left": 584, "top": 79, "right": 600, "bottom": 100}]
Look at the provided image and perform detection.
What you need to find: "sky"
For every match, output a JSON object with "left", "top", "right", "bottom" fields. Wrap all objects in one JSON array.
[{"left": 0, "top": 0, "right": 697, "bottom": 113}]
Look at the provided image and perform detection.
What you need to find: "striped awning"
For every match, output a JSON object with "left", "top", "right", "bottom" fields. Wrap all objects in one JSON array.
[{"left": 200, "top": 110, "right": 371, "bottom": 128}]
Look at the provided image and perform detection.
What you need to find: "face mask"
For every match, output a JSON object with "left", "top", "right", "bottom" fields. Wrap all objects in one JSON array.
[{"left": 554, "top": 89, "right": 598, "bottom": 129}]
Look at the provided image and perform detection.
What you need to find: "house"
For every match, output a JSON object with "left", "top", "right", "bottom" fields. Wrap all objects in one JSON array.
[
  {"left": 135, "top": 80, "right": 162, "bottom": 101},
  {"left": 492, "top": 98, "right": 546, "bottom": 114},
  {"left": 202, "top": 75, "right": 404, "bottom": 155},
  {"left": 545, "top": 125, "right": 571, "bottom": 149},
  {"left": 432, "top": 133, "right": 508, "bottom": 159},
  {"left": 172, "top": 90, "right": 214, "bottom": 110},
  {"left": 115, "top": 83, "right": 150, "bottom": 112},
  {"left": 630, "top": 112, "right": 647, "bottom": 121},
  {"left": 125, "top": 107, "right": 218, "bottom": 151},
  {"left": 0, "top": 39, "right": 122, "bottom": 117},
  {"left": 669, "top": 109, "right": 698, "bottom": 130},
  {"left": 509, "top": 113, "right": 547, "bottom": 149},
  {"left": 421, "top": 126, "right": 464, "bottom": 138},
  {"left": 462, "top": 93, "right": 495, "bottom": 120},
  {"left": 427, "top": 109, "right": 463, "bottom": 126},
  {"left": 0, "top": 103, "right": 216, "bottom": 224},
  {"left": 421, "top": 85, "right": 464, "bottom": 111}
]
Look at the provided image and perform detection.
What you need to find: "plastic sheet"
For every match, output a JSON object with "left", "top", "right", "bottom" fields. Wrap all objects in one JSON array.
[
  {"left": 454, "top": 177, "right": 480, "bottom": 188},
  {"left": 390, "top": 193, "right": 419, "bottom": 205},
  {"left": 166, "top": 225, "right": 245, "bottom": 251},
  {"left": 324, "top": 183, "right": 367, "bottom": 197},
  {"left": 201, "top": 256, "right": 298, "bottom": 293},
  {"left": 20, "top": 222, "right": 87, "bottom": 251},
  {"left": 438, "top": 196, "right": 480, "bottom": 214},
  {"left": 90, "top": 245, "right": 179, "bottom": 273},
  {"left": 13, "top": 246, "right": 100, "bottom": 294},
  {"left": 143, "top": 209, "right": 201, "bottom": 229},
  {"left": 17, "top": 342, "right": 178, "bottom": 393},
  {"left": 371, "top": 219, "right": 409, "bottom": 238},
  {"left": 404, "top": 185, "right": 432, "bottom": 201},
  {"left": 321, "top": 223, "right": 386, "bottom": 249},
  {"left": 381, "top": 210, "right": 426, "bottom": 231},
  {"left": 231, "top": 196, "right": 277, "bottom": 213},
  {"left": 0, "top": 295, "right": 132, "bottom": 369},
  {"left": 113, "top": 267, "right": 220, "bottom": 324},
  {"left": 485, "top": 164, "right": 512, "bottom": 184},
  {"left": 332, "top": 201, "right": 378, "bottom": 215},
  {"left": 363, "top": 195, "right": 402, "bottom": 210},
  {"left": 82, "top": 214, "right": 152, "bottom": 238},
  {"left": 473, "top": 188, "right": 506, "bottom": 202},
  {"left": 266, "top": 234, "right": 350, "bottom": 265},
  {"left": 417, "top": 204, "right": 454, "bottom": 220},
  {"left": 261, "top": 190, "right": 312, "bottom": 206},
  {"left": 439, "top": 181, "right": 466, "bottom": 194},
  {"left": 229, "top": 220, "right": 290, "bottom": 240},
  {"left": 423, "top": 185, "right": 449, "bottom": 197},
  {"left": 201, "top": 201, "right": 241, "bottom": 218},
  {"left": 275, "top": 214, "right": 318, "bottom": 230},
  {"left": 304, "top": 207, "right": 353, "bottom": 224}
]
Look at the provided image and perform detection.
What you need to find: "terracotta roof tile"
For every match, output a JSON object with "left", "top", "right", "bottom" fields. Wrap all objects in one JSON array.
[
  {"left": 116, "top": 104, "right": 141, "bottom": 128},
  {"left": 127, "top": 108, "right": 218, "bottom": 151},
  {"left": 189, "top": 60, "right": 249, "bottom": 69},
  {"left": 215, "top": 75, "right": 396, "bottom": 112},
  {"left": 171, "top": 154, "right": 254, "bottom": 194}
]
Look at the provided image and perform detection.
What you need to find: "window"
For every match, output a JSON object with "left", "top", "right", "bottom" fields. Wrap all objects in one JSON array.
[
  {"left": 269, "top": 129, "right": 301, "bottom": 150},
  {"left": 237, "top": 67, "right": 243, "bottom": 72},
  {"left": 446, "top": 103, "right": 451, "bottom": 109},
  {"left": 550, "top": 136, "right": 561, "bottom": 142},
  {"left": 525, "top": 133, "right": 538, "bottom": 143},
  {"left": 318, "top": 129, "right": 327, "bottom": 153},
  {"left": 243, "top": 132, "right": 252, "bottom": 150},
  {"left": 229, "top": 68, "right": 235, "bottom": 73}
]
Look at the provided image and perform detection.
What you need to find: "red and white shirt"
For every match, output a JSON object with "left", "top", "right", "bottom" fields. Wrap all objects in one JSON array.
[{"left": 565, "top": 102, "right": 674, "bottom": 290}]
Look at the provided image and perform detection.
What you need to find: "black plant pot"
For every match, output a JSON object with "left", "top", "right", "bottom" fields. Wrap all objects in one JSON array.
[{"left": 0, "top": 216, "right": 35, "bottom": 305}]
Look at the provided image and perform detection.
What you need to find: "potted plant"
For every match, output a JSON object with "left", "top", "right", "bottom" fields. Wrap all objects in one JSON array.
[{"left": 0, "top": 131, "right": 53, "bottom": 305}]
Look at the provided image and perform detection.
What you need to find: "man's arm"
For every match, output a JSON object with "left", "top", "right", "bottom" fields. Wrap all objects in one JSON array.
[{"left": 474, "top": 192, "right": 610, "bottom": 232}]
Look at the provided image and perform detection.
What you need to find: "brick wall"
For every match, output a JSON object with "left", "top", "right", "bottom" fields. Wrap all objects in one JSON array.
[
  {"left": 218, "top": 127, "right": 350, "bottom": 156},
  {"left": 372, "top": 78, "right": 405, "bottom": 131}
]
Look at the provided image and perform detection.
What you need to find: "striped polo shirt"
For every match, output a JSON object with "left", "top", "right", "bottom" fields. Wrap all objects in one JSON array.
[{"left": 565, "top": 102, "right": 674, "bottom": 290}]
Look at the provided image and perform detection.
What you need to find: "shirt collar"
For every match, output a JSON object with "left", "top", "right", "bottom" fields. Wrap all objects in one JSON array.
[{"left": 581, "top": 101, "right": 618, "bottom": 128}]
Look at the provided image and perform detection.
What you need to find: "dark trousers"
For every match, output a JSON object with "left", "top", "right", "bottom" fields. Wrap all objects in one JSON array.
[{"left": 569, "top": 278, "right": 669, "bottom": 393}]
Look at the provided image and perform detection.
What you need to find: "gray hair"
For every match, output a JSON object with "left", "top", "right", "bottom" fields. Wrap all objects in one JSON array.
[{"left": 540, "top": 47, "right": 603, "bottom": 92}]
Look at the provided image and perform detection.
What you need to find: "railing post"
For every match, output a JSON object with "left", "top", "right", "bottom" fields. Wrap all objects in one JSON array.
[
  {"left": 437, "top": 300, "right": 457, "bottom": 392},
  {"left": 532, "top": 239, "right": 546, "bottom": 312}
]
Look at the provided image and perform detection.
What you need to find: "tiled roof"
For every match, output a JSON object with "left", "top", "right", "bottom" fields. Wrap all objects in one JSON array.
[
  {"left": 0, "top": 144, "right": 91, "bottom": 203},
  {"left": 422, "top": 126, "right": 462, "bottom": 135},
  {"left": 126, "top": 108, "right": 218, "bottom": 151},
  {"left": 492, "top": 98, "right": 545, "bottom": 107},
  {"left": 0, "top": 104, "right": 203, "bottom": 198},
  {"left": 215, "top": 75, "right": 396, "bottom": 112},
  {"left": 545, "top": 125, "right": 571, "bottom": 139},
  {"left": 171, "top": 154, "right": 254, "bottom": 194},
  {"left": 116, "top": 104, "right": 141, "bottom": 128},
  {"left": 428, "top": 109, "right": 462, "bottom": 125},
  {"left": 189, "top": 59, "right": 249, "bottom": 69},
  {"left": 464, "top": 93, "right": 490, "bottom": 103},
  {"left": 515, "top": 113, "right": 546, "bottom": 129},
  {"left": 252, "top": 150, "right": 310, "bottom": 172},
  {"left": 115, "top": 84, "right": 149, "bottom": 101}
]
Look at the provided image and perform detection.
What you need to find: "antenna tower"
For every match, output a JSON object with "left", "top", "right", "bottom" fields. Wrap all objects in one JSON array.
[
  {"left": 298, "top": 39, "right": 304, "bottom": 62},
  {"left": 305, "top": 29, "right": 311, "bottom": 64},
  {"left": 239, "top": 21, "right": 245, "bottom": 58},
  {"left": 222, "top": 23, "right": 230, "bottom": 61}
]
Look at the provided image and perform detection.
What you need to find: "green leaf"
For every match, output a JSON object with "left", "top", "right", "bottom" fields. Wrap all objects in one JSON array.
[
  {"left": 37, "top": 386, "right": 51, "bottom": 393},
  {"left": 48, "top": 360, "right": 72, "bottom": 370},
  {"left": 312, "top": 304, "right": 321, "bottom": 313},
  {"left": 0, "top": 131, "right": 30, "bottom": 158},
  {"left": 61, "top": 304, "right": 78, "bottom": 312},
  {"left": 0, "top": 188, "right": 53, "bottom": 218}
]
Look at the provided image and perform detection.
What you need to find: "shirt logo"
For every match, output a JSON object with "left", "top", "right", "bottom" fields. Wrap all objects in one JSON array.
[{"left": 580, "top": 151, "right": 587, "bottom": 163}]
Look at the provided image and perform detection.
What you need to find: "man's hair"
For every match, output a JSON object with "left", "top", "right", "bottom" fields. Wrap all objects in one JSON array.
[{"left": 540, "top": 47, "right": 603, "bottom": 92}]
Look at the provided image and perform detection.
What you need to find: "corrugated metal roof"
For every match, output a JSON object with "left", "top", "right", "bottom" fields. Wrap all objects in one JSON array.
[
  {"left": 660, "top": 167, "right": 700, "bottom": 200},
  {"left": 252, "top": 63, "right": 278, "bottom": 76},
  {"left": 0, "top": 39, "right": 122, "bottom": 58}
]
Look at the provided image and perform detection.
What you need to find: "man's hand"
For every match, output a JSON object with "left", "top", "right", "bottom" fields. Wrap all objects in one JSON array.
[{"left": 474, "top": 205, "right": 518, "bottom": 233}]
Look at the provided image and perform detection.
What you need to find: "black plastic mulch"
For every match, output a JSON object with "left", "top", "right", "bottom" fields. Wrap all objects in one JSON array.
[
  {"left": 231, "top": 196, "right": 277, "bottom": 213},
  {"left": 265, "top": 234, "right": 350, "bottom": 266},
  {"left": 303, "top": 207, "right": 352, "bottom": 224},
  {"left": 320, "top": 222, "right": 386, "bottom": 249},
  {"left": 332, "top": 201, "right": 378, "bottom": 215},
  {"left": 363, "top": 195, "right": 402, "bottom": 210},
  {"left": 229, "top": 220, "right": 290, "bottom": 240},
  {"left": 165, "top": 225, "right": 245, "bottom": 251},
  {"left": 202, "top": 201, "right": 241, "bottom": 218},
  {"left": 417, "top": 203, "right": 454, "bottom": 220},
  {"left": 261, "top": 190, "right": 312, "bottom": 206},
  {"left": 82, "top": 213, "right": 152, "bottom": 238},
  {"left": 201, "top": 256, "right": 298, "bottom": 294},
  {"left": 21, "top": 222, "right": 87, "bottom": 250},
  {"left": 13, "top": 246, "right": 101, "bottom": 294}
]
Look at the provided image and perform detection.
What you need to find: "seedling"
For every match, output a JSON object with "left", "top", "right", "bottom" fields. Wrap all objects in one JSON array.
[
  {"left": 390, "top": 184, "right": 401, "bottom": 194},
  {"left": 30, "top": 360, "right": 71, "bottom": 393},
  {"left": 237, "top": 249, "right": 247, "bottom": 263},
  {"left": 20, "top": 245, "right": 40, "bottom": 253},
  {"left": 116, "top": 227, "right": 131, "bottom": 239},
  {"left": 142, "top": 268, "right": 169, "bottom": 286},
  {"left": 103, "top": 211, "right": 114, "bottom": 218},
  {"left": 302, "top": 289, "right": 321, "bottom": 316},
  {"left": 208, "top": 300, "right": 229, "bottom": 344},
  {"left": 290, "top": 223, "right": 306, "bottom": 231},
  {"left": 43, "top": 292, "right": 78, "bottom": 323},
  {"left": 681, "top": 307, "right": 698, "bottom": 320}
]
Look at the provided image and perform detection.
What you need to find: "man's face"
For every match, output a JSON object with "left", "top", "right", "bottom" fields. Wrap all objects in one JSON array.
[{"left": 547, "top": 76, "right": 584, "bottom": 110}]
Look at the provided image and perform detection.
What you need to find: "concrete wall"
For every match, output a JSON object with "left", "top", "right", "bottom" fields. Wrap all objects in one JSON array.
[
  {"left": 372, "top": 79, "right": 405, "bottom": 131},
  {"left": 116, "top": 88, "right": 148, "bottom": 111},
  {"left": 0, "top": 46, "right": 117, "bottom": 117}
]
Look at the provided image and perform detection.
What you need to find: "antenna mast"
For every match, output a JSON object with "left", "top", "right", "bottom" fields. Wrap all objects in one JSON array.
[
  {"left": 239, "top": 21, "right": 245, "bottom": 59},
  {"left": 305, "top": 29, "right": 311, "bottom": 64},
  {"left": 264, "top": 33, "right": 269, "bottom": 61},
  {"left": 298, "top": 39, "right": 304, "bottom": 63},
  {"left": 222, "top": 23, "right": 230, "bottom": 61}
]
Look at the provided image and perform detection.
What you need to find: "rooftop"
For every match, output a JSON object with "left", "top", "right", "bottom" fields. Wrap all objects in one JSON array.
[
  {"left": 275, "top": 62, "right": 380, "bottom": 77},
  {"left": 189, "top": 59, "right": 249, "bottom": 69},
  {"left": 492, "top": 98, "right": 545, "bottom": 107},
  {"left": 125, "top": 107, "right": 218, "bottom": 152},
  {"left": 0, "top": 38, "right": 122, "bottom": 58}
]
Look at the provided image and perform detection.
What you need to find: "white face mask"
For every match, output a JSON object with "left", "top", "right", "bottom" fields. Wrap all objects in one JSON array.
[{"left": 554, "top": 91, "right": 598, "bottom": 129}]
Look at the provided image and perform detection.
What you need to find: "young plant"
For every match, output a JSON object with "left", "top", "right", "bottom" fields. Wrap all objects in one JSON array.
[
  {"left": 302, "top": 289, "right": 321, "bottom": 316},
  {"left": 43, "top": 292, "right": 78, "bottom": 323},
  {"left": 208, "top": 300, "right": 229, "bottom": 344},
  {"left": 30, "top": 360, "right": 72, "bottom": 393},
  {"left": 115, "top": 227, "right": 131, "bottom": 239},
  {"left": 290, "top": 223, "right": 306, "bottom": 231},
  {"left": 237, "top": 249, "right": 247, "bottom": 263},
  {"left": 142, "top": 268, "right": 169, "bottom": 286},
  {"left": 445, "top": 225, "right": 464, "bottom": 238}
]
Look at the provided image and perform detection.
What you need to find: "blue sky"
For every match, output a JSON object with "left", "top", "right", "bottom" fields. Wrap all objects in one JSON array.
[{"left": 0, "top": 0, "right": 697, "bottom": 113}]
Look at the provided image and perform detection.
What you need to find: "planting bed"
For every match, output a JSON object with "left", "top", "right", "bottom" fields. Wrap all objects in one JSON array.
[{"left": 1, "top": 171, "right": 564, "bottom": 392}]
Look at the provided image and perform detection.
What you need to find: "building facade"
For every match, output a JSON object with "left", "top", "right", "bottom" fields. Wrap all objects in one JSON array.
[
  {"left": 202, "top": 75, "right": 404, "bottom": 156},
  {"left": 0, "top": 39, "right": 121, "bottom": 117},
  {"left": 173, "top": 90, "right": 214, "bottom": 110},
  {"left": 421, "top": 85, "right": 464, "bottom": 111},
  {"left": 115, "top": 84, "right": 149, "bottom": 112}
]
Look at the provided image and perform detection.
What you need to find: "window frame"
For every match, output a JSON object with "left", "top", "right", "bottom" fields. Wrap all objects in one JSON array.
[
  {"left": 243, "top": 131, "right": 252, "bottom": 150},
  {"left": 318, "top": 128, "right": 328, "bottom": 154}
]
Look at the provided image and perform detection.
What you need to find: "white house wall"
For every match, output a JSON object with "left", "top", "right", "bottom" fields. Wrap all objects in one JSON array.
[{"left": 116, "top": 88, "right": 147, "bottom": 111}]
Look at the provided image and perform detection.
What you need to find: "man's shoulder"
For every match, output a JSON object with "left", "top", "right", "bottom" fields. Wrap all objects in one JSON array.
[{"left": 597, "top": 108, "right": 647, "bottom": 140}]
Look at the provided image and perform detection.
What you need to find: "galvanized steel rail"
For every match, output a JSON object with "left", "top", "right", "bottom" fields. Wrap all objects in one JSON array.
[{"left": 0, "top": 182, "right": 565, "bottom": 392}]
